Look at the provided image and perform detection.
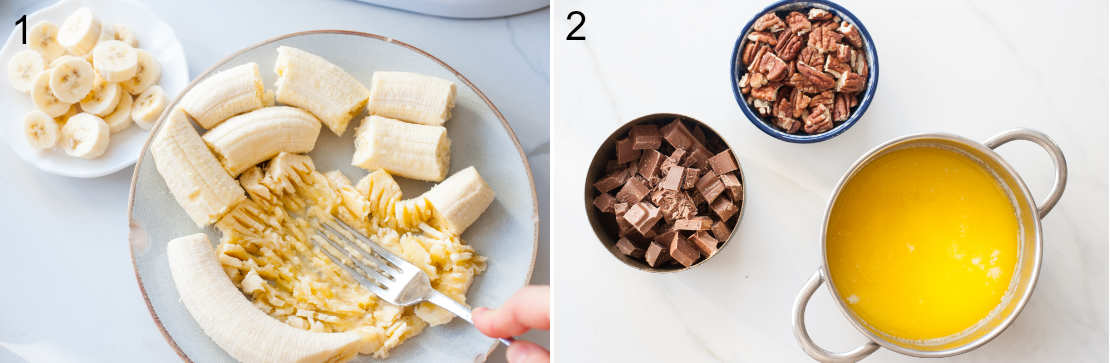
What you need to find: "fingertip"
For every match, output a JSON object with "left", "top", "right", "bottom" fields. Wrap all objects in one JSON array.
[{"left": 506, "top": 341, "right": 549, "bottom": 363}]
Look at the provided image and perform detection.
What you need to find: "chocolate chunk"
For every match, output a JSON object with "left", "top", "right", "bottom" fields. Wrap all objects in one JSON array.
[
  {"left": 708, "top": 150, "right": 739, "bottom": 175},
  {"left": 613, "top": 202, "right": 629, "bottom": 216},
  {"left": 623, "top": 202, "right": 662, "bottom": 235},
  {"left": 690, "top": 231, "right": 719, "bottom": 256},
  {"left": 616, "top": 138, "right": 640, "bottom": 164},
  {"left": 661, "top": 119, "right": 702, "bottom": 151},
  {"left": 674, "top": 216, "right": 713, "bottom": 231},
  {"left": 710, "top": 220, "right": 731, "bottom": 241},
  {"left": 616, "top": 237, "right": 645, "bottom": 258},
  {"left": 691, "top": 125, "right": 708, "bottom": 146},
  {"left": 616, "top": 176, "right": 650, "bottom": 204},
  {"left": 616, "top": 215, "right": 634, "bottom": 234},
  {"left": 669, "top": 233, "right": 701, "bottom": 267},
  {"left": 638, "top": 149, "right": 664, "bottom": 179},
  {"left": 593, "top": 169, "right": 629, "bottom": 193},
  {"left": 719, "top": 173, "right": 743, "bottom": 200},
  {"left": 696, "top": 171, "right": 726, "bottom": 203},
  {"left": 645, "top": 241, "right": 670, "bottom": 267},
  {"left": 682, "top": 168, "right": 700, "bottom": 190},
  {"left": 710, "top": 196, "right": 739, "bottom": 221},
  {"left": 593, "top": 193, "right": 616, "bottom": 213},
  {"left": 670, "top": 148, "right": 687, "bottom": 164},
  {"left": 659, "top": 156, "right": 678, "bottom": 175},
  {"left": 629, "top": 124, "right": 663, "bottom": 150},
  {"left": 685, "top": 147, "right": 713, "bottom": 169},
  {"left": 673, "top": 192, "right": 698, "bottom": 220},
  {"left": 660, "top": 166, "right": 684, "bottom": 191}
]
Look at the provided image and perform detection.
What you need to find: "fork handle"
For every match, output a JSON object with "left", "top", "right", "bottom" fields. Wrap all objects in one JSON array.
[{"left": 427, "top": 290, "right": 516, "bottom": 346}]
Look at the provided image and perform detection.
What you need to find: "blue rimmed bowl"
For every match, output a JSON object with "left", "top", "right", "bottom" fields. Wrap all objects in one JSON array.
[{"left": 730, "top": 0, "right": 879, "bottom": 143}]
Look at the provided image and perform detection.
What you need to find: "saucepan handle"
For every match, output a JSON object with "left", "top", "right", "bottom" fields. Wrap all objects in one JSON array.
[
  {"left": 792, "top": 270, "right": 880, "bottom": 362},
  {"left": 984, "top": 129, "right": 1067, "bottom": 218}
]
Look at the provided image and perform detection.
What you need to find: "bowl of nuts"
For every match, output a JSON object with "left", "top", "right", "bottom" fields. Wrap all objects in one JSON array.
[{"left": 731, "top": 0, "right": 878, "bottom": 143}]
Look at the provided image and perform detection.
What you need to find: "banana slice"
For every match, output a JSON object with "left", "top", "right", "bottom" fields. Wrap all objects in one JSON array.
[
  {"left": 100, "top": 24, "right": 138, "bottom": 47},
  {"left": 202, "top": 106, "right": 322, "bottom": 176},
  {"left": 31, "top": 71, "right": 71, "bottom": 117},
  {"left": 166, "top": 234, "right": 365, "bottom": 363},
  {"left": 131, "top": 85, "right": 165, "bottom": 130},
  {"left": 274, "top": 46, "right": 369, "bottom": 135},
  {"left": 367, "top": 71, "right": 456, "bottom": 126},
  {"left": 80, "top": 80, "right": 121, "bottom": 117},
  {"left": 49, "top": 56, "right": 95, "bottom": 103},
  {"left": 57, "top": 7, "right": 101, "bottom": 56},
  {"left": 29, "top": 21, "right": 65, "bottom": 63},
  {"left": 91, "top": 40, "right": 138, "bottom": 82},
  {"left": 60, "top": 113, "right": 110, "bottom": 159},
  {"left": 422, "top": 166, "right": 495, "bottom": 235},
  {"left": 179, "top": 62, "right": 264, "bottom": 129},
  {"left": 7, "top": 50, "right": 45, "bottom": 93},
  {"left": 24, "top": 110, "right": 60, "bottom": 150},
  {"left": 152, "top": 108, "right": 247, "bottom": 226},
  {"left": 105, "top": 91, "right": 133, "bottom": 133},
  {"left": 351, "top": 115, "right": 451, "bottom": 182},
  {"left": 121, "top": 49, "right": 160, "bottom": 95}
]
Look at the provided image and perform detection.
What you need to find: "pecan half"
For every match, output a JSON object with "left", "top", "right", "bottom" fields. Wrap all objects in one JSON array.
[
  {"left": 838, "top": 22, "right": 863, "bottom": 48},
  {"left": 774, "top": 31, "right": 804, "bottom": 61},
  {"left": 796, "top": 62, "right": 836, "bottom": 91},
  {"left": 804, "top": 104, "right": 833, "bottom": 134},
  {"left": 775, "top": 116, "right": 801, "bottom": 133},
  {"left": 798, "top": 46, "right": 824, "bottom": 68},
  {"left": 836, "top": 72, "right": 865, "bottom": 93},
  {"left": 758, "top": 53, "right": 789, "bottom": 81},
  {"left": 835, "top": 44, "right": 851, "bottom": 63},
  {"left": 810, "top": 90, "right": 835, "bottom": 109},
  {"left": 747, "top": 31, "right": 778, "bottom": 46},
  {"left": 833, "top": 93, "right": 850, "bottom": 122},
  {"left": 807, "top": 27, "right": 843, "bottom": 54},
  {"left": 785, "top": 72, "right": 805, "bottom": 88},
  {"left": 773, "top": 97, "right": 793, "bottom": 119},
  {"left": 791, "top": 88, "right": 811, "bottom": 118},
  {"left": 785, "top": 11, "right": 812, "bottom": 35},
  {"left": 747, "top": 45, "right": 770, "bottom": 72},
  {"left": 807, "top": 8, "right": 832, "bottom": 21},
  {"left": 824, "top": 52, "right": 850, "bottom": 78},
  {"left": 741, "top": 42, "right": 759, "bottom": 66},
  {"left": 751, "top": 83, "right": 782, "bottom": 102},
  {"left": 752, "top": 13, "right": 786, "bottom": 32}
]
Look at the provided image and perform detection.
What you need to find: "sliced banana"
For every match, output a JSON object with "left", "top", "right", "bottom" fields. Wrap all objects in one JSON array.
[
  {"left": 274, "top": 46, "right": 369, "bottom": 135},
  {"left": 80, "top": 80, "right": 121, "bottom": 117},
  {"left": 105, "top": 91, "right": 133, "bottom": 133},
  {"left": 57, "top": 7, "right": 101, "bottom": 56},
  {"left": 121, "top": 49, "right": 160, "bottom": 95},
  {"left": 29, "top": 21, "right": 65, "bottom": 62},
  {"left": 60, "top": 113, "right": 110, "bottom": 159},
  {"left": 131, "top": 85, "right": 165, "bottom": 129},
  {"left": 179, "top": 62, "right": 263, "bottom": 129},
  {"left": 92, "top": 40, "right": 138, "bottom": 82},
  {"left": 7, "top": 50, "right": 45, "bottom": 93},
  {"left": 31, "top": 71, "right": 71, "bottom": 117},
  {"left": 351, "top": 115, "right": 451, "bottom": 182},
  {"left": 367, "top": 71, "right": 456, "bottom": 126},
  {"left": 23, "top": 110, "right": 60, "bottom": 150},
  {"left": 49, "top": 56, "right": 95, "bottom": 103}
]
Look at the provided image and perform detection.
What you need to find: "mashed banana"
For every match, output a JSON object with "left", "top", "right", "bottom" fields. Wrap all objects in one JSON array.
[{"left": 213, "top": 152, "right": 486, "bottom": 358}]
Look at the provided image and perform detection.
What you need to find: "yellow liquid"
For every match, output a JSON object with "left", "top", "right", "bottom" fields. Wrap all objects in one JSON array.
[{"left": 827, "top": 145, "right": 1019, "bottom": 341}]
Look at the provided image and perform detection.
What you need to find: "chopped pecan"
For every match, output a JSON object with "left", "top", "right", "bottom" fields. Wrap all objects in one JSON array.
[
  {"left": 804, "top": 104, "right": 833, "bottom": 134},
  {"left": 836, "top": 72, "right": 865, "bottom": 93},
  {"left": 773, "top": 97, "right": 793, "bottom": 119},
  {"left": 808, "top": 8, "right": 832, "bottom": 21},
  {"left": 852, "top": 50, "right": 868, "bottom": 76},
  {"left": 791, "top": 88, "right": 811, "bottom": 118},
  {"left": 785, "top": 12, "right": 812, "bottom": 35},
  {"left": 835, "top": 44, "right": 851, "bottom": 63},
  {"left": 747, "top": 31, "right": 778, "bottom": 46},
  {"left": 752, "top": 13, "right": 786, "bottom": 32},
  {"left": 810, "top": 90, "right": 835, "bottom": 109},
  {"left": 833, "top": 93, "right": 850, "bottom": 122},
  {"left": 749, "top": 72, "right": 768, "bottom": 89},
  {"left": 798, "top": 46, "right": 824, "bottom": 67},
  {"left": 796, "top": 62, "right": 836, "bottom": 91},
  {"left": 774, "top": 31, "right": 804, "bottom": 61},
  {"left": 758, "top": 52, "right": 789, "bottom": 81},
  {"left": 774, "top": 116, "right": 801, "bottom": 133},
  {"left": 824, "top": 52, "right": 850, "bottom": 78},
  {"left": 738, "top": 73, "right": 750, "bottom": 94},
  {"left": 807, "top": 27, "right": 843, "bottom": 54},
  {"left": 750, "top": 83, "right": 782, "bottom": 102},
  {"left": 838, "top": 22, "right": 863, "bottom": 48},
  {"left": 785, "top": 72, "right": 805, "bottom": 88},
  {"left": 752, "top": 98, "right": 773, "bottom": 116},
  {"left": 746, "top": 45, "right": 770, "bottom": 72},
  {"left": 741, "top": 42, "right": 759, "bottom": 66}
]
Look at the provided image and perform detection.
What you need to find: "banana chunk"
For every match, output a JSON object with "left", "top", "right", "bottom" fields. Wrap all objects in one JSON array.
[
  {"left": 29, "top": 21, "right": 65, "bottom": 63},
  {"left": 274, "top": 46, "right": 369, "bottom": 135},
  {"left": 80, "top": 80, "right": 121, "bottom": 117},
  {"left": 49, "top": 56, "right": 96, "bottom": 103},
  {"left": 92, "top": 40, "right": 138, "bottom": 82},
  {"left": 60, "top": 113, "right": 110, "bottom": 159},
  {"left": 423, "top": 166, "right": 495, "bottom": 235},
  {"left": 131, "top": 85, "right": 166, "bottom": 129},
  {"left": 351, "top": 115, "right": 450, "bottom": 182},
  {"left": 179, "top": 62, "right": 264, "bottom": 129},
  {"left": 121, "top": 49, "right": 160, "bottom": 95},
  {"left": 8, "top": 50, "right": 45, "bottom": 93},
  {"left": 24, "top": 110, "right": 60, "bottom": 150},
  {"left": 104, "top": 92, "right": 133, "bottom": 133},
  {"left": 31, "top": 71, "right": 71, "bottom": 117},
  {"left": 167, "top": 234, "right": 365, "bottom": 363},
  {"left": 56, "top": 7, "right": 101, "bottom": 56},
  {"left": 367, "top": 71, "right": 456, "bottom": 126},
  {"left": 152, "top": 108, "right": 246, "bottom": 227},
  {"left": 203, "top": 106, "right": 322, "bottom": 176}
]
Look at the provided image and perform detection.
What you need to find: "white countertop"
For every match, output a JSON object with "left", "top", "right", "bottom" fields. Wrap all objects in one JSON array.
[
  {"left": 0, "top": 1, "right": 549, "bottom": 361},
  {"left": 552, "top": 0, "right": 1106, "bottom": 361}
]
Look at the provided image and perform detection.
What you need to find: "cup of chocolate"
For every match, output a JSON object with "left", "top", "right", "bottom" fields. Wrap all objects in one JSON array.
[{"left": 584, "top": 113, "right": 745, "bottom": 272}]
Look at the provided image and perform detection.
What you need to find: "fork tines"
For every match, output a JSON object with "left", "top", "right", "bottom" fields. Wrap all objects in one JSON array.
[{"left": 310, "top": 220, "right": 404, "bottom": 293}]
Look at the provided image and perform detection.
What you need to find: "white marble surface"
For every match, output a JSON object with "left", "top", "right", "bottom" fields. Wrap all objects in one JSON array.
[
  {"left": 552, "top": 0, "right": 1106, "bottom": 361},
  {"left": 0, "top": 1, "right": 548, "bottom": 362}
]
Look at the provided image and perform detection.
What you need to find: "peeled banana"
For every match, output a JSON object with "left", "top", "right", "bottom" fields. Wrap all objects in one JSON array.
[
  {"left": 351, "top": 115, "right": 450, "bottom": 182},
  {"left": 179, "top": 62, "right": 264, "bottom": 129},
  {"left": 274, "top": 46, "right": 369, "bottom": 135},
  {"left": 166, "top": 233, "right": 365, "bottom": 363},
  {"left": 56, "top": 7, "right": 101, "bottom": 56},
  {"left": 367, "top": 71, "right": 456, "bottom": 126},
  {"left": 91, "top": 40, "right": 138, "bottom": 82},
  {"left": 8, "top": 50, "right": 45, "bottom": 93},
  {"left": 152, "top": 108, "right": 246, "bottom": 227},
  {"left": 423, "top": 166, "right": 495, "bottom": 235},
  {"left": 23, "top": 110, "right": 59, "bottom": 150},
  {"left": 60, "top": 113, "right": 109, "bottom": 159},
  {"left": 29, "top": 21, "right": 65, "bottom": 62},
  {"left": 202, "top": 106, "right": 322, "bottom": 176}
]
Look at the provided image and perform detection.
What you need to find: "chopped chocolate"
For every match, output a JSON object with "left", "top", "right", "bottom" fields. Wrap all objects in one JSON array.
[
  {"left": 616, "top": 137, "right": 640, "bottom": 164},
  {"left": 711, "top": 196, "right": 739, "bottom": 221},
  {"left": 672, "top": 192, "right": 698, "bottom": 221},
  {"left": 710, "top": 220, "right": 731, "bottom": 242},
  {"left": 674, "top": 216, "right": 713, "bottom": 231},
  {"left": 615, "top": 237, "right": 645, "bottom": 258},
  {"left": 613, "top": 202, "right": 629, "bottom": 216},
  {"left": 645, "top": 241, "right": 670, "bottom": 267},
  {"left": 669, "top": 234, "right": 701, "bottom": 267},
  {"left": 720, "top": 173, "right": 744, "bottom": 200},
  {"left": 623, "top": 202, "right": 661, "bottom": 234},
  {"left": 696, "top": 171, "right": 726, "bottom": 203},
  {"left": 690, "top": 231, "right": 719, "bottom": 256},
  {"left": 691, "top": 125, "right": 708, "bottom": 146},
  {"left": 660, "top": 166, "right": 684, "bottom": 191},
  {"left": 616, "top": 176, "right": 650, "bottom": 204},
  {"left": 659, "top": 157, "right": 678, "bottom": 175},
  {"left": 708, "top": 150, "right": 739, "bottom": 175},
  {"left": 593, "top": 193, "right": 616, "bottom": 213},
  {"left": 593, "top": 169, "right": 629, "bottom": 193},
  {"left": 682, "top": 168, "right": 700, "bottom": 190},
  {"left": 638, "top": 149, "right": 664, "bottom": 179},
  {"left": 661, "top": 119, "right": 703, "bottom": 151},
  {"left": 670, "top": 148, "right": 687, "bottom": 164},
  {"left": 685, "top": 147, "right": 712, "bottom": 168},
  {"left": 629, "top": 124, "right": 662, "bottom": 150},
  {"left": 616, "top": 216, "right": 634, "bottom": 235}
]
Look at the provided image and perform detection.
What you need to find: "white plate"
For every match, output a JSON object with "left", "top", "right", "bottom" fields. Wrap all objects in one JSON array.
[
  {"left": 0, "top": 0, "right": 188, "bottom": 178},
  {"left": 128, "top": 31, "right": 539, "bottom": 362}
]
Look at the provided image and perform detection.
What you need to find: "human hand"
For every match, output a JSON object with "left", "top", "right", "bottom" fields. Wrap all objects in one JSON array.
[{"left": 472, "top": 285, "right": 550, "bottom": 363}]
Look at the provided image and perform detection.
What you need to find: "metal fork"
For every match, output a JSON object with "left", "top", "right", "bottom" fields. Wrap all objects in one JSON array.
[{"left": 311, "top": 220, "right": 514, "bottom": 346}]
